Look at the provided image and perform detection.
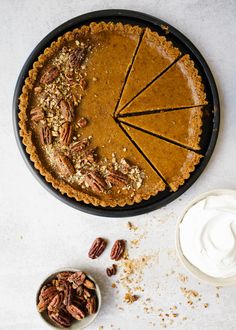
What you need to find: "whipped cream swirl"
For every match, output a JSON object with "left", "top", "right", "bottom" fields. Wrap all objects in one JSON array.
[{"left": 179, "top": 194, "right": 236, "bottom": 278}]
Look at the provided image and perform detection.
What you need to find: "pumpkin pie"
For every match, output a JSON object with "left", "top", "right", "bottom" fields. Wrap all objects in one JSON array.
[
  {"left": 118, "top": 54, "right": 207, "bottom": 116},
  {"left": 121, "top": 123, "right": 202, "bottom": 191},
  {"left": 119, "top": 107, "right": 203, "bottom": 150},
  {"left": 19, "top": 22, "right": 205, "bottom": 207},
  {"left": 115, "top": 28, "right": 181, "bottom": 113}
]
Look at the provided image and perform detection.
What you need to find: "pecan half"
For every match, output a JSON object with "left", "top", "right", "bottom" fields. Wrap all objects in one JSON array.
[
  {"left": 39, "top": 125, "right": 52, "bottom": 145},
  {"left": 83, "top": 288, "right": 91, "bottom": 300},
  {"left": 68, "top": 271, "right": 86, "bottom": 289},
  {"left": 86, "top": 296, "right": 97, "bottom": 314},
  {"left": 40, "top": 66, "right": 59, "bottom": 84},
  {"left": 63, "top": 282, "right": 73, "bottom": 306},
  {"left": 66, "top": 304, "right": 85, "bottom": 320},
  {"left": 110, "top": 240, "right": 126, "bottom": 261},
  {"left": 57, "top": 153, "right": 75, "bottom": 176},
  {"left": 69, "top": 48, "right": 87, "bottom": 68},
  {"left": 37, "top": 285, "right": 57, "bottom": 312},
  {"left": 48, "top": 310, "right": 71, "bottom": 328},
  {"left": 30, "top": 106, "right": 44, "bottom": 122},
  {"left": 88, "top": 237, "right": 107, "bottom": 259},
  {"left": 60, "top": 122, "right": 73, "bottom": 146},
  {"left": 48, "top": 292, "right": 64, "bottom": 312},
  {"left": 60, "top": 100, "right": 74, "bottom": 122},
  {"left": 84, "top": 171, "right": 108, "bottom": 194},
  {"left": 70, "top": 138, "right": 89, "bottom": 153},
  {"left": 57, "top": 271, "right": 73, "bottom": 281},
  {"left": 77, "top": 117, "right": 88, "bottom": 128},
  {"left": 106, "top": 264, "right": 117, "bottom": 277},
  {"left": 84, "top": 278, "right": 96, "bottom": 290},
  {"left": 106, "top": 170, "right": 128, "bottom": 186}
]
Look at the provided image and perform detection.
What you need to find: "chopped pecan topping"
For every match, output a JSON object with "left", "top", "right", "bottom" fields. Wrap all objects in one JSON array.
[
  {"left": 88, "top": 237, "right": 107, "bottom": 259},
  {"left": 30, "top": 106, "right": 44, "bottom": 122},
  {"left": 60, "top": 99, "right": 74, "bottom": 122},
  {"left": 70, "top": 138, "right": 89, "bottom": 153},
  {"left": 86, "top": 296, "right": 97, "bottom": 314},
  {"left": 34, "top": 86, "right": 43, "bottom": 95},
  {"left": 66, "top": 304, "right": 86, "bottom": 320},
  {"left": 48, "top": 309, "right": 72, "bottom": 328},
  {"left": 68, "top": 271, "right": 86, "bottom": 289},
  {"left": 106, "top": 170, "right": 128, "bottom": 186},
  {"left": 48, "top": 292, "right": 64, "bottom": 312},
  {"left": 68, "top": 47, "right": 87, "bottom": 68},
  {"left": 39, "top": 125, "right": 52, "bottom": 145},
  {"left": 110, "top": 240, "right": 126, "bottom": 261},
  {"left": 77, "top": 117, "right": 88, "bottom": 128},
  {"left": 57, "top": 153, "right": 75, "bottom": 176},
  {"left": 79, "top": 78, "right": 87, "bottom": 90},
  {"left": 106, "top": 264, "right": 117, "bottom": 277},
  {"left": 84, "top": 149, "right": 97, "bottom": 164},
  {"left": 40, "top": 66, "right": 59, "bottom": 84},
  {"left": 84, "top": 171, "right": 108, "bottom": 194},
  {"left": 60, "top": 122, "right": 72, "bottom": 146}
]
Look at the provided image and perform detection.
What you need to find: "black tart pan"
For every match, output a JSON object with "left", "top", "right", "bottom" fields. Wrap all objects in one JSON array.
[{"left": 13, "top": 9, "right": 220, "bottom": 217}]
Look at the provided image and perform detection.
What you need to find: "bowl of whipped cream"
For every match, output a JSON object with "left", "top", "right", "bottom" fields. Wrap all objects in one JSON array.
[{"left": 176, "top": 189, "right": 236, "bottom": 286}]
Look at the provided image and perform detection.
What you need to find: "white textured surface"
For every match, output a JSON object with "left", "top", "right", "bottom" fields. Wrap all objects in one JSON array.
[{"left": 1, "top": 0, "right": 236, "bottom": 329}]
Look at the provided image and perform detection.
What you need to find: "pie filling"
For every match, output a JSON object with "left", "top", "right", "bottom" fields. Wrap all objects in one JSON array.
[{"left": 19, "top": 22, "right": 207, "bottom": 207}]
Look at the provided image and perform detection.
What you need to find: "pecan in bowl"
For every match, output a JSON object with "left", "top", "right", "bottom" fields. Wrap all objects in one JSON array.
[{"left": 36, "top": 268, "right": 101, "bottom": 329}]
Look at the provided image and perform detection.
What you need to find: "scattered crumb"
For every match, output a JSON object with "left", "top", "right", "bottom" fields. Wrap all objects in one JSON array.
[
  {"left": 124, "top": 292, "right": 139, "bottom": 304},
  {"left": 181, "top": 287, "right": 199, "bottom": 299},
  {"left": 161, "top": 24, "right": 170, "bottom": 34},
  {"left": 178, "top": 273, "right": 188, "bottom": 283},
  {"left": 111, "top": 283, "right": 117, "bottom": 288},
  {"left": 204, "top": 303, "right": 209, "bottom": 308},
  {"left": 127, "top": 221, "right": 138, "bottom": 231}
]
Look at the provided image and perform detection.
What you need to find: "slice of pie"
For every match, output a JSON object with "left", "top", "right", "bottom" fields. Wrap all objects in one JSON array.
[
  {"left": 19, "top": 22, "right": 166, "bottom": 207},
  {"left": 119, "top": 55, "right": 207, "bottom": 116},
  {"left": 116, "top": 28, "right": 181, "bottom": 113},
  {"left": 119, "top": 107, "right": 203, "bottom": 150},
  {"left": 121, "top": 123, "right": 202, "bottom": 191}
]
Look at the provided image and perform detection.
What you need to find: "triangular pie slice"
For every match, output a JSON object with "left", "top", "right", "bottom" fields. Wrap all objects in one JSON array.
[
  {"left": 116, "top": 28, "right": 181, "bottom": 113},
  {"left": 121, "top": 123, "right": 202, "bottom": 191},
  {"left": 119, "top": 107, "right": 203, "bottom": 150},
  {"left": 119, "top": 55, "right": 207, "bottom": 116}
]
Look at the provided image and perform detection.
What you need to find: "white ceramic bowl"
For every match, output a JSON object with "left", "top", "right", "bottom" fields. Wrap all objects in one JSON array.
[
  {"left": 176, "top": 189, "right": 236, "bottom": 286},
  {"left": 36, "top": 268, "right": 101, "bottom": 329}
]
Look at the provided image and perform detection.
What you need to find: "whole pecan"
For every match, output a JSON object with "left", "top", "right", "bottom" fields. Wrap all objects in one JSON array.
[
  {"left": 84, "top": 171, "right": 108, "bottom": 194},
  {"left": 48, "top": 309, "right": 72, "bottom": 328},
  {"left": 110, "top": 240, "right": 126, "bottom": 261},
  {"left": 48, "top": 292, "right": 64, "bottom": 312},
  {"left": 57, "top": 153, "right": 75, "bottom": 176},
  {"left": 66, "top": 304, "right": 85, "bottom": 320},
  {"left": 83, "top": 288, "right": 91, "bottom": 300},
  {"left": 71, "top": 138, "right": 89, "bottom": 153},
  {"left": 40, "top": 66, "right": 59, "bottom": 84},
  {"left": 77, "top": 117, "right": 88, "bottom": 128},
  {"left": 60, "top": 99, "right": 74, "bottom": 122},
  {"left": 106, "top": 264, "right": 117, "bottom": 277},
  {"left": 68, "top": 47, "right": 87, "bottom": 68},
  {"left": 68, "top": 271, "right": 86, "bottom": 289},
  {"left": 63, "top": 282, "right": 73, "bottom": 306},
  {"left": 86, "top": 296, "right": 97, "bottom": 314},
  {"left": 106, "top": 170, "right": 128, "bottom": 186},
  {"left": 88, "top": 237, "right": 107, "bottom": 259},
  {"left": 30, "top": 106, "right": 44, "bottom": 122},
  {"left": 39, "top": 125, "right": 52, "bottom": 145},
  {"left": 60, "top": 122, "right": 72, "bottom": 146}
]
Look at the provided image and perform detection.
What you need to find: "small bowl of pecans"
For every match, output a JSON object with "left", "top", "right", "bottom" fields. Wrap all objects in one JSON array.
[{"left": 36, "top": 268, "right": 101, "bottom": 329}]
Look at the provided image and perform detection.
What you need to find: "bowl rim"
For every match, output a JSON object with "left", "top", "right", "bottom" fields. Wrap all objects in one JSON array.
[
  {"left": 36, "top": 268, "right": 102, "bottom": 329},
  {"left": 175, "top": 189, "right": 236, "bottom": 287}
]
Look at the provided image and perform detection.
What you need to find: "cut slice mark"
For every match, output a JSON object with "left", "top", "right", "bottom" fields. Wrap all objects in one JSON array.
[
  {"left": 118, "top": 120, "right": 204, "bottom": 154},
  {"left": 116, "top": 53, "right": 184, "bottom": 116},
  {"left": 118, "top": 104, "right": 207, "bottom": 118},
  {"left": 116, "top": 119, "right": 170, "bottom": 190},
  {"left": 113, "top": 30, "right": 145, "bottom": 117}
]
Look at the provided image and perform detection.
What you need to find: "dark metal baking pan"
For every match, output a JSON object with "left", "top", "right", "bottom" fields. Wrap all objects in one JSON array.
[{"left": 13, "top": 9, "right": 220, "bottom": 217}]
